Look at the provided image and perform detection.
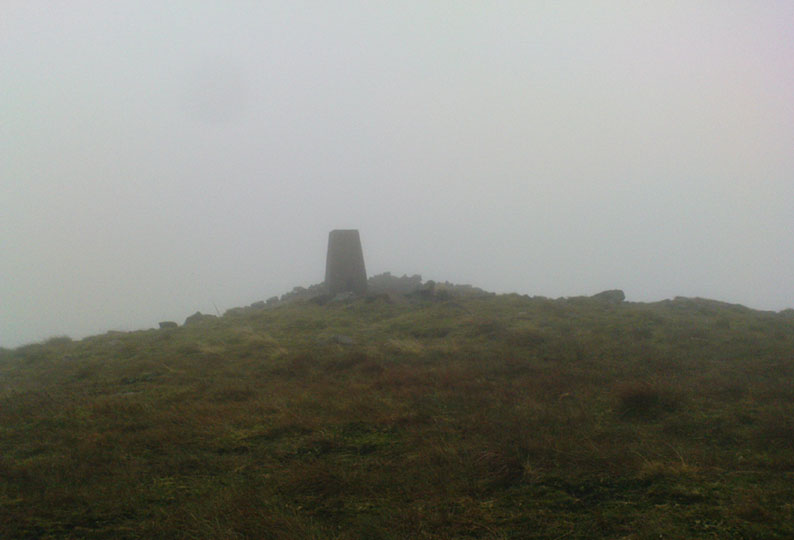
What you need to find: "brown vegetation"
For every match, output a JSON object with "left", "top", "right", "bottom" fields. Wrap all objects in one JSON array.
[{"left": 0, "top": 294, "right": 793, "bottom": 538}]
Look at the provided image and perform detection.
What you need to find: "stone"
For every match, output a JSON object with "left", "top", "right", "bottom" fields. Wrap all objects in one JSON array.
[
  {"left": 184, "top": 311, "right": 217, "bottom": 325},
  {"left": 330, "top": 334, "right": 354, "bottom": 345},
  {"left": 314, "top": 334, "right": 354, "bottom": 346},
  {"left": 367, "top": 272, "right": 422, "bottom": 295},
  {"left": 325, "top": 229, "right": 367, "bottom": 296},
  {"left": 309, "top": 294, "right": 332, "bottom": 306},
  {"left": 159, "top": 321, "right": 178, "bottom": 329},
  {"left": 331, "top": 291, "right": 355, "bottom": 302},
  {"left": 591, "top": 289, "right": 625, "bottom": 304},
  {"left": 365, "top": 293, "right": 393, "bottom": 304},
  {"left": 418, "top": 280, "right": 435, "bottom": 299},
  {"left": 250, "top": 301, "right": 266, "bottom": 309}
]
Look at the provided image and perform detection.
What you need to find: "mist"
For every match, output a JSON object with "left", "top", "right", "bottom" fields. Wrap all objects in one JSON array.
[{"left": 3, "top": 2, "right": 793, "bottom": 348}]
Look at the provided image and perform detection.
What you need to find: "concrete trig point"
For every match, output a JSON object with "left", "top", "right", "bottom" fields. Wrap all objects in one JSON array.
[{"left": 325, "top": 230, "right": 367, "bottom": 296}]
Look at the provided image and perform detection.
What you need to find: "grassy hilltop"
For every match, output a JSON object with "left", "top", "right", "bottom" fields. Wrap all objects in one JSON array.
[{"left": 1, "top": 284, "right": 794, "bottom": 539}]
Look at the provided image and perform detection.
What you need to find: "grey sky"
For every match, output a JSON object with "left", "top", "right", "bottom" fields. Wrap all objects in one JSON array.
[{"left": 2, "top": 2, "right": 793, "bottom": 347}]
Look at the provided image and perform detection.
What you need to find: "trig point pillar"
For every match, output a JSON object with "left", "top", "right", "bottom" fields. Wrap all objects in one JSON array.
[{"left": 325, "top": 230, "right": 367, "bottom": 296}]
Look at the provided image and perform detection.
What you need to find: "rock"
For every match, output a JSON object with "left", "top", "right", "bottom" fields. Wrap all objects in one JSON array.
[
  {"left": 309, "top": 294, "right": 332, "bottom": 306},
  {"left": 407, "top": 280, "right": 438, "bottom": 301},
  {"left": 418, "top": 280, "right": 436, "bottom": 299},
  {"left": 365, "top": 293, "right": 392, "bottom": 304},
  {"left": 159, "top": 321, "right": 178, "bottom": 329},
  {"left": 250, "top": 301, "right": 266, "bottom": 309},
  {"left": 266, "top": 296, "right": 279, "bottom": 305},
  {"left": 331, "top": 291, "right": 355, "bottom": 302},
  {"left": 330, "top": 334, "right": 354, "bottom": 345},
  {"left": 184, "top": 311, "right": 217, "bottom": 325},
  {"left": 367, "top": 272, "right": 422, "bottom": 295},
  {"left": 591, "top": 289, "right": 625, "bottom": 304},
  {"left": 315, "top": 334, "right": 354, "bottom": 346}
]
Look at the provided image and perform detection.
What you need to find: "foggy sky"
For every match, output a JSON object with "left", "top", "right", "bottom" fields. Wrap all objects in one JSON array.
[{"left": 3, "top": 2, "right": 793, "bottom": 348}]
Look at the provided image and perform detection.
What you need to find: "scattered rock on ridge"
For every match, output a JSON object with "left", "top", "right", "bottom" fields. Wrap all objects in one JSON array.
[
  {"left": 591, "top": 290, "right": 625, "bottom": 304},
  {"left": 331, "top": 334, "right": 354, "bottom": 345},
  {"left": 184, "top": 312, "right": 217, "bottom": 325},
  {"left": 316, "top": 334, "right": 354, "bottom": 346}
]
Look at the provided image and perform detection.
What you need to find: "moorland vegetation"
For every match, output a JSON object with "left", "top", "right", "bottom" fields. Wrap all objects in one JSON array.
[{"left": 1, "top": 279, "right": 793, "bottom": 538}]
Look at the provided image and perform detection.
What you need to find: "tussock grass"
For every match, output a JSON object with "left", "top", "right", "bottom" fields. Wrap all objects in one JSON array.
[
  {"left": 0, "top": 294, "right": 793, "bottom": 538},
  {"left": 614, "top": 380, "right": 680, "bottom": 420}
]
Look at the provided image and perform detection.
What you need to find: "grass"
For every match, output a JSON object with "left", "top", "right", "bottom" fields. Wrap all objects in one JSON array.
[{"left": 1, "top": 292, "right": 793, "bottom": 538}]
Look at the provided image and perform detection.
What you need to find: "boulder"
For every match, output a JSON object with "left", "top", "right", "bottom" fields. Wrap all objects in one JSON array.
[
  {"left": 158, "top": 321, "right": 178, "bottom": 329},
  {"left": 330, "top": 334, "right": 354, "bottom": 345},
  {"left": 591, "top": 290, "right": 625, "bottom": 304},
  {"left": 309, "top": 294, "right": 332, "bottom": 306},
  {"left": 365, "top": 293, "right": 393, "bottom": 304},
  {"left": 315, "top": 334, "right": 354, "bottom": 346},
  {"left": 184, "top": 311, "right": 217, "bottom": 325},
  {"left": 331, "top": 291, "right": 355, "bottom": 302}
]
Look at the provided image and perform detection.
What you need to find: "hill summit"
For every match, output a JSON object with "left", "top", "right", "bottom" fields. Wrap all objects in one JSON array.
[{"left": 1, "top": 278, "right": 793, "bottom": 538}]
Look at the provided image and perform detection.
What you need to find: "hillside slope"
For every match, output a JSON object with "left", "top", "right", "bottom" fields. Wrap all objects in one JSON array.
[{"left": 1, "top": 292, "right": 793, "bottom": 538}]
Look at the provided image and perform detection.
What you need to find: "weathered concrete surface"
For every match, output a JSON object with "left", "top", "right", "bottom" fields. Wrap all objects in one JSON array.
[{"left": 325, "top": 230, "right": 367, "bottom": 296}]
